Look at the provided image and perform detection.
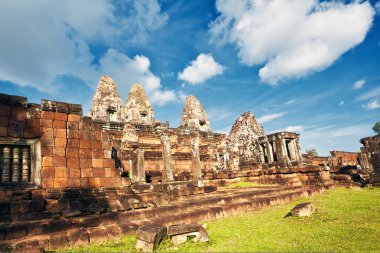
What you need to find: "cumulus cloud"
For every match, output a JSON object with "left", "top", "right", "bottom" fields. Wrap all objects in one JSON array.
[
  {"left": 210, "top": 0, "right": 375, "bottom": 84},
  {"left": 362, "top": 99, "right": 380, "bottom": 110},
  {"left": 178, "top": 54, "right": 225, "bottom": 84},
  {"left": 285, "top": 125, "right": 304, "bottom": 132},
  {"left": 0, "top": 0, "right": 174, "bottom": 105},
  {"left": 353, "top": 79, "right": 366, "bottom": 90},
  {"left": 96, "top": 49, "right": 177, "bottom": 105},
  {"left": 257, "top": 112, "right": 286, "bottom": 123}
]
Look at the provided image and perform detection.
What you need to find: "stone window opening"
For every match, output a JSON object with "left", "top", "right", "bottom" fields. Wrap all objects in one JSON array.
[
  {"left": 0, "top": 138, "right": 41, "bottom": 188},
  {"left": 199, "top": 120, "right": 206, "bottom": 126},
  {"left": 140, "top": 111, "right": 148, "bottom": 118},
  {"left": 285, "top": 139, "right": 292, "bottom": 160},
  {"left": 107, "top": 107, "right": 116, "bottom": 122}
]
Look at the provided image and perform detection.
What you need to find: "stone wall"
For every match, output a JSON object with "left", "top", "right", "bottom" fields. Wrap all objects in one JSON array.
[
  {"left": 0, "top": 93, "right": 126, "bottom": 190},
  {"left": 360, "top": 135, "right": 380, "bottom": 184}
]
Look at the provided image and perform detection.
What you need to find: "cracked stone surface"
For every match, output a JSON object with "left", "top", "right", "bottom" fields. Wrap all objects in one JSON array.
[
  {"left": 180, "top": 95, "right": 210, "bottom": 132},
  {"left": 125, "top": 84, "right": 154, "bottom": 126},
  {"left": 89, "top": 75, "right": 124, "bottom": 122}
]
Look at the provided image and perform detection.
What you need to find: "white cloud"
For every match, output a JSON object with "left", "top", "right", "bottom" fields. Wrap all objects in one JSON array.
[
  {"left": 0, "top": 1, "right": 173, "bottom": 105},
  {"left": 178, "top": 54, "right": 225, "bottom": 84},
  {"left": 284, "top": 100, "right": 295, "bottom": 105},
  {"left": 353, "top": 79, "right": 366, "bottom": 90},
  {"left": 285, "top": 125, "right": 304, "bottom": 132},
  {"left": 356, "top": 87, "right": 380, "bottom": 101},
  {"left": 257, "top": 112, "right": 286, "bottom": 123},
  {"left": 362, "top": 99, "right": 380, "bottom": 110},
  {"left": 97, "top": 49, "right": 177, "bottom": 106},
  {"left": 210, "top": 0, "right": 375, "bottom": 84},
  {"left": 339, "top": 101, "right": 344, "bottom": 106},
  {"left": 300, "top": 124, "right": 372, "bottom": 155}
]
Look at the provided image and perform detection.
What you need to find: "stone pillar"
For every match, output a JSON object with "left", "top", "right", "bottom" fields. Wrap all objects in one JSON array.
[
  {"left": 266, "top": 141, "right": 274, "bottom": 163},
  {"left": 22, "top": 146, "right": 30, "bottom": 182},
  {"left": 161, "top": 135, "right": 174, "bottom": 182},
  {"left": 1, "top": 146, "right": 11, "bottom": 183},
  {"left": 12, "top": 146, "right": 20, "bottom": 182},
  {"left": 288, "top": 140, "right": 296, "bottom": 161},
  {"left": 131, "top": 148, "right": 146, "bottom": 183},
  {"left": 191, "top": 135, "right": 202, "bottom": 186}
]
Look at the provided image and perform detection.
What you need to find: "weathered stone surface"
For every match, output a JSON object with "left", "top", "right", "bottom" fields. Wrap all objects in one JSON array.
[
  {"left": 168, "top": 223, "right": 209, "bottom": 245},
  {"left": 135, "top": 224, "right": 167, "bottom": 252},
  {"left": 226, "top": 112, "right": 264, "bottom": 170},
  {"left": 180, "top": 95, "right": 210, "bottom": 132},
  {"left": 89, "top": 76, "right": 124, "bottom": 122},
  {"left": 290, "top": 202, "right": 315, "bottom": 217},
  {"left": 125, "top": 84, "right": 154, "bottom": 126}
]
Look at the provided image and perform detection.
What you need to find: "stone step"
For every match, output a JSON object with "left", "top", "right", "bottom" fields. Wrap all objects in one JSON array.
[{"left": 0, "top": 186, "right": 325, "bottom": 251}]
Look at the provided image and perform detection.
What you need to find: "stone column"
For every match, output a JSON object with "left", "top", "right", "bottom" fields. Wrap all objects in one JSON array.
[
  {"left": 1, "top": 146, "right": 11, "bottom": 183},
  {"left": 259, "top": 144, "right": 265, "bottom": 163},
  {"left": 191, "top": 135, "right": 202, "bottom": 185},
  {"left": 22, "top": 146, "right": 30, "bottom": 182},
  {"left": 12, "top": 146, "right": 20, "bottom": 182},
  {"left": 266, "top": 141, "right": 274, "bottom": 163},
  {"left": 288, "top": 140, "right": 296, "bottom": 161},
  {"left": 131, "top": 148, "right": 146, "bottom": 183},
  {"left": 161, "top": 135, "right": 174, "bottom": 182}
]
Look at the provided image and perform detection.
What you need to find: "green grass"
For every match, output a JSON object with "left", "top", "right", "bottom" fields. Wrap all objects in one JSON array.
[
  {"left": 225, "top": 181, "right": 277, "bottom": 188},
  {"left": 58, "top": 187, "right": 380, "bottom": 253}
]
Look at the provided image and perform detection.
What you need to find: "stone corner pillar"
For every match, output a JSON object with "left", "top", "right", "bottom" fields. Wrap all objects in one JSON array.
[
  {"left": 191, "top": 135, "right": 202, "bottom": 186},
  {"left": 131, "top": 148, "right": 146, "bottom": 183},
  {"left": 161, "top": 135, "right": 174, "bottom": 183}
]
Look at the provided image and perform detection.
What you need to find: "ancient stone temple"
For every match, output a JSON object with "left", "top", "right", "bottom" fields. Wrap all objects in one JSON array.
[
  {"left": 124, "top": 84, "right": 154, "bottom": 126},
  {"left": 0, "top": 75, "right": 334, "bottom": 251},
  {"left": 89, "top": 76, "right": 124, "bottom": 123},
  {"left": 180, "top": 95, "right": 211, "bottom": 132}
]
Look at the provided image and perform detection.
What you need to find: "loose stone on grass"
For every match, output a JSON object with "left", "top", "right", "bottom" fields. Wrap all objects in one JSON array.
[
  {"left": 135, "top": 224, "right": 167, "bottom": 252},
  {"left": 168, "top": 223, "right": 209, "bottom": 245},
  {"left": 290, "top": 202, "right": 315, "bottom": 217}
]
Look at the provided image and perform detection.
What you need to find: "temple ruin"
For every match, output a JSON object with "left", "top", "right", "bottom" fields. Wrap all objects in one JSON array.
[{"left": 0, "top": 75, "right": 362, "bottom": 251}]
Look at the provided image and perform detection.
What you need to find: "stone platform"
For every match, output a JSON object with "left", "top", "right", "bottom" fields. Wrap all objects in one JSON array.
[{"left": 0, "top": 184, "right": 327, "bottom": 252}]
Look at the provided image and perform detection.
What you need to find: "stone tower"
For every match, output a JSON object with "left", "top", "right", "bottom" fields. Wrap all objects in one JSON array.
[
  {"left": 226, "top": 112, "right": 265, "bottom": 169},
  {"left": 180, "top": 95, "right": 211, "bottom": 132},
  {"left": 125, "top": 84, "right": 154, "bottom": 126},
  {"left": 89, "top": 76, "right": 124, "bottom": 122}
]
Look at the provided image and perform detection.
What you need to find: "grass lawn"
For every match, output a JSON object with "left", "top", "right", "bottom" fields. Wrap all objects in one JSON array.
[{"left": 57, "top": 187, "right": 380, "bottom": 253}]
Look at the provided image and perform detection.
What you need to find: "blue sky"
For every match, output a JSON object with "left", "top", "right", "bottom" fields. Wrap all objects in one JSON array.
[{"left": 1, "top": 0, "right": 380, "bottom": 155}]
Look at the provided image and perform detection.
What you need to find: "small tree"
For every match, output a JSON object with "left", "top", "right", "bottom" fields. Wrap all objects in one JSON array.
[
  {"left": 372, "top": 121, "right": 380, "bottom": 134},
  {"left": 305, "top": 148, "right": 318, "bottom": 157}
]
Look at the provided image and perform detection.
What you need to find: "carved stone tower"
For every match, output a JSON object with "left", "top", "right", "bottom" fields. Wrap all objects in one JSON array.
[
  {"left": 180, "top": 95, "right": 211, "bottom": 132},
  {"left": 226, "top": 112, "right": 265, "bottom": 170},
  {"left": 124, "top": 84, "right": 154, "bottom": 126},
  {"left": 89, "top": 76, "right": 124, "bottom": 122}
]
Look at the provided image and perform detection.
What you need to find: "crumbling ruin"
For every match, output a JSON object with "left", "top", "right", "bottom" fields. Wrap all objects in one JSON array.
[{"left": 0, "top": 75, "right": 336, "bottom": 251}]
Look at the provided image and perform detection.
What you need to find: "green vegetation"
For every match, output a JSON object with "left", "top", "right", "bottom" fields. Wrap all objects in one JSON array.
[
  {"left": 305, "top": 148, "right": 319, "bottom": 157},
  {"left": 372, "top": 121, "right": 380, "bottom": 134},
  {"left": 226, "top": 181, "right": 277, "bottom": 188},
  {"left": 58, "top": 188, "right": 380, "bottom": 253}
]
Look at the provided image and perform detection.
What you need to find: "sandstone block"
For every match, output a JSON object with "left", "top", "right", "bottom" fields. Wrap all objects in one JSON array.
[
  {"left": 68, "top": 114, "right": 81, "bottom": 122},
  {"left": 135, "top": 224, "right": 167, "bottom": 252},
  {"left": 54, "top": 112, "right": 67, "bottom": 121},
  {"left": 290, "top": 202, "right": 315, "bottom": 217},
  {"left": 168, "top": 223, "right": 209, "bottom": 245},
  {"left": 53, "top": 120, "right": 67, "bottom": 129}
]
